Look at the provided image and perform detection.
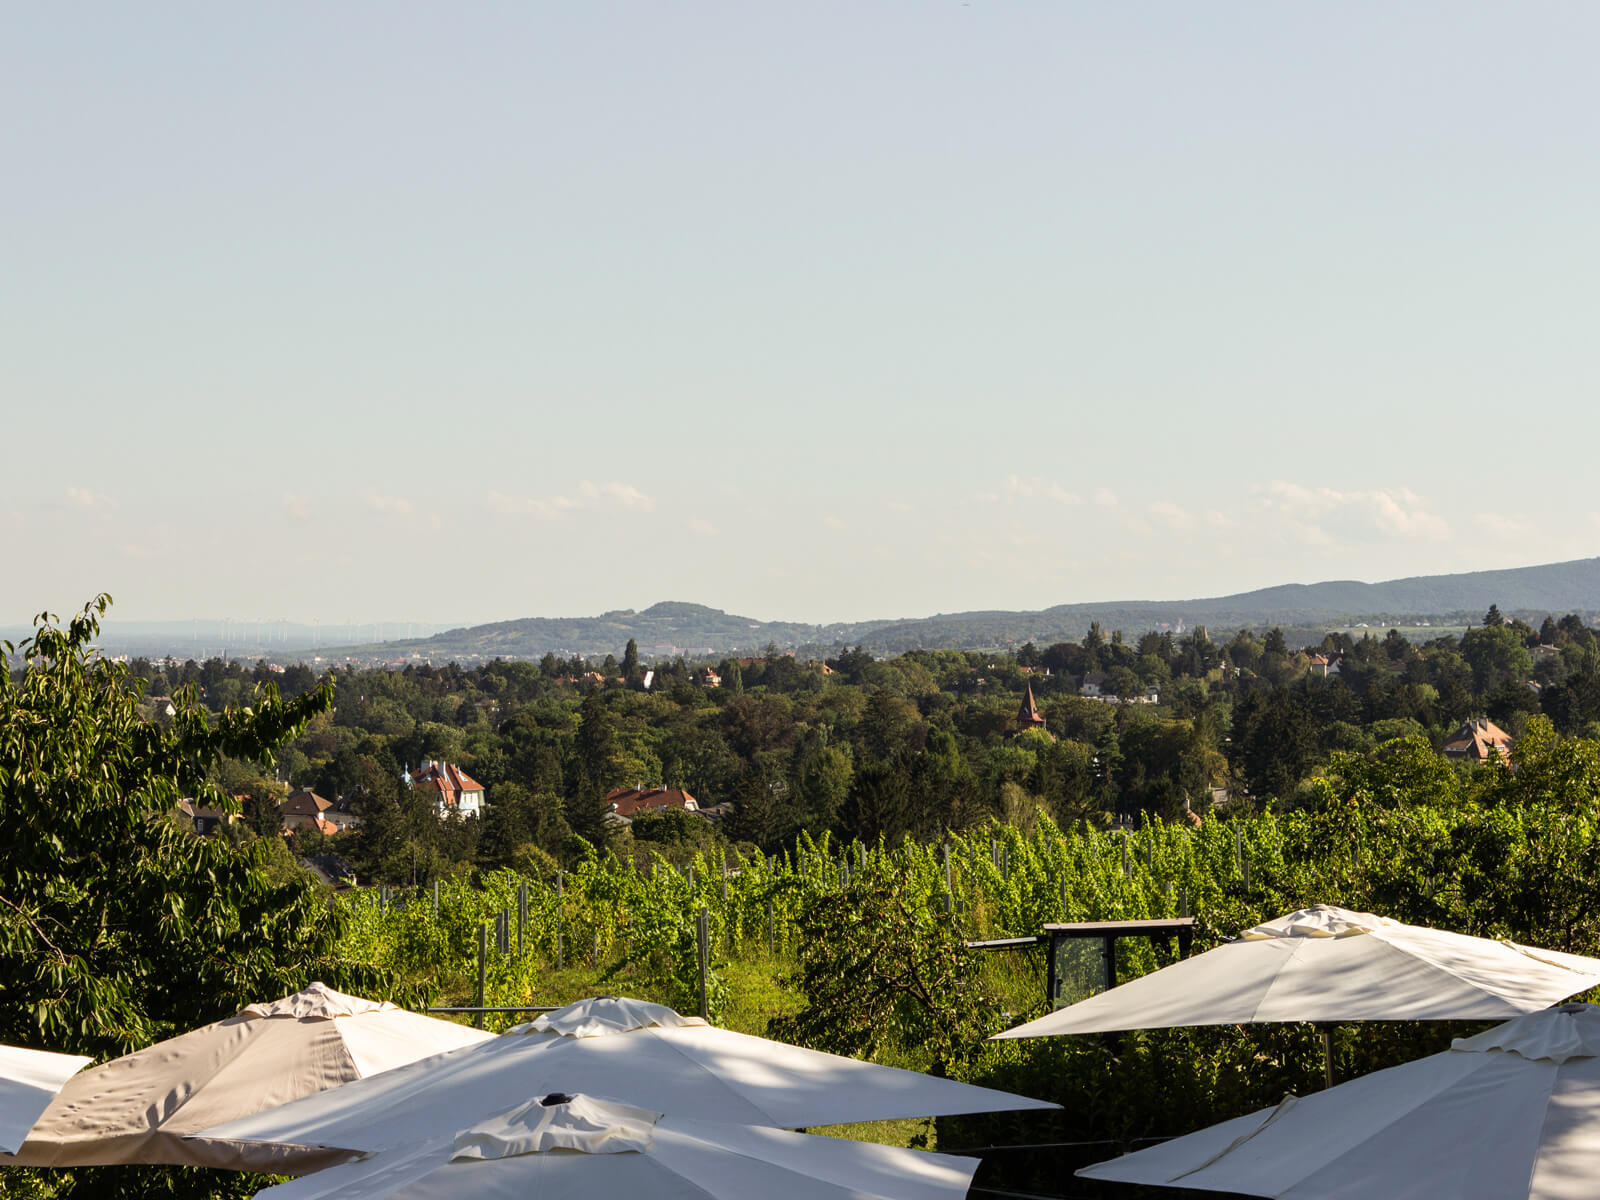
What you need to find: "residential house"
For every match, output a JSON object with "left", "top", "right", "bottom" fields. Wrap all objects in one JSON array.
[
  {"left": 1441, "top": 717, "right": 1515, "bottom": 764},
  {"left": 604, "top": 786, "right": 700, "bottom": 821},
  {"left": 408, "top": 760, "right": 486, "bottom": 817},
  {"left": 176, "top": 798, "right": 239, "bottom": 837},
  {"left": 1079, "top": 672, "right": 1109, "bottom": 699},
  {"left": 280, "top": 787, "right": 335, "bottom": 833},
  {"left": 697, "top": 667, "right": 722, "bottom": 688},
  {"left": 323, "top": 798, "right": 362, "bottom": 833}
]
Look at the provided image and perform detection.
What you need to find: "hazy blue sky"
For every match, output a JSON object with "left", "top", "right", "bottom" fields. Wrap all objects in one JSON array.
[{"left": 6, "top": 2, "right": 1598, "bottom": 627}]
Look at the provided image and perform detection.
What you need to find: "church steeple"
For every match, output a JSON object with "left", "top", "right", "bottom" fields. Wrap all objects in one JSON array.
[{"left": 1017, "top": 682, "right": 1046, "bottom": 729}]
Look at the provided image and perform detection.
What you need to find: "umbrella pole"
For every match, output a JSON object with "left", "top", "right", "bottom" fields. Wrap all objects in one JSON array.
[{"left": 1318, "top": 1024, "right": 1335, "bottom": 1090}]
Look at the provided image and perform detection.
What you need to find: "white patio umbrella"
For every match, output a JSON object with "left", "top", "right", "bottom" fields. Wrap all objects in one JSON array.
[
  {"left": 198, "top": 996, "right": 1056, "bottom": 1166},
  {"left": 2, "top": 982, "right": 492, "bottom": 1171},
  {"left": 252, "top": 1092, "right": 981, "bottom": 1200},
  {"left": 1079, "top": 1002, "right": 1600, "bottom": 1199},
  {"left": 994, "top": 905, "right": 1600, "bottom": 1039},
  {"left": 0, "top": 1045, "right": 91, "bottom": 1154}
]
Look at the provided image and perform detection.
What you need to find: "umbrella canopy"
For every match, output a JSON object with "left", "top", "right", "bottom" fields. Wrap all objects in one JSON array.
[
  {"left": 2, "top": 982, "right": 492, "bottom": 1171},
  {"left": 199, "top": 996, "right": 1056, "bottom": 1165},
  {"left": 994, "top": 905, "right": 1600, "bottom": 1039},
  {"left": 0, "top": 1046, "right": 92, "bottom": 1155},
  {"left": 1079, "top": 1002, "right": 1600, "bottom": 1200},
  {"left": 252, "top": 1092, "right": 981, "bottom": 1200}
]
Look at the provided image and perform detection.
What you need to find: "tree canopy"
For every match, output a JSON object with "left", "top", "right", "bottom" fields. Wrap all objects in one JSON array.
[{"left": 0, "top": 597, "right": 378, "bottom": 1055}]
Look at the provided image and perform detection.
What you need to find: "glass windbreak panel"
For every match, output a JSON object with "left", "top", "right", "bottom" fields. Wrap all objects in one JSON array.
[{"left": 1051, "top": 936, "right": 1111, "bottom": 1009}]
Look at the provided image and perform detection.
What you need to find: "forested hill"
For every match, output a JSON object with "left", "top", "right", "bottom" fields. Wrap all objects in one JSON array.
[
  {"left": 392, "top": 602, "right": 869, "bottom": 661},
  {"left": 332, "top": 558, "right": 1600, "bottom": 662},
  {"left": 859, "top": 557, "right": 1600, "bottom": 652}
]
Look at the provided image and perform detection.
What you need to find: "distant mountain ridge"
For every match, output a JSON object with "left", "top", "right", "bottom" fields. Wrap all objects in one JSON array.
[{"left": 327, "top": 556, "right": 1600, "bottom": 662}]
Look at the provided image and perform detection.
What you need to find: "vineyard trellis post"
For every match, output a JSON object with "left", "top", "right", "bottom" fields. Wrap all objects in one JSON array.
[
  {"left": 517, "top": 882, "right": 527, "bottom": 959},
  {"left": 432, "top": 878, "right": 439, "bottom": 919},
  {"left": 475, "top": 924, "right": 487, "bottom": 1029},
  {"left": 696, "top": 906, "right": 710, "bottom": 1020}
]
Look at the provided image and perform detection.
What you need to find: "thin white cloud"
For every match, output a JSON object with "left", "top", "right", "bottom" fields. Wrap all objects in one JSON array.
[
  {"left": 283, "top": 492, "right": 314, "bottom": 521},
  {"left": 65, "top": 487, "right": 116, "bottom": 510},
  {"left": 1476, "top": 511, "right": 1531, "bottom": 539},
  {"left": 1010, "top": 475, "right": 1083, "bottom": 505},
  {"left": 978, "top": 475, "right": 1083, "bottom": 506},
  {"left": 586, "top": 481, "right": 655, "bottom": 511},
  {"left": 364, "top": 490, "right": 415, "bottom": 517},
  {"left": 1147, "top": 500, "right": 1194, "bottom": 531},
  {"left": 1253, "top": 482, "right": 1450, "bottom": 543},
  {"left": 488, "top": 480, "right": 656, "bottom": 519},
  {"left": 689, "top": 518, "right": 719, "bottom": 536},
  {"left": 1091, "top": 488, "right": 1119, "bottom": 508},
  {"left": 887, "top": 500, "right": 914, "bottom": 514}
]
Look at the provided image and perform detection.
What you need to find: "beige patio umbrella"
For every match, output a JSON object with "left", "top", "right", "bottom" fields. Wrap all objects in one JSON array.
[
  {"left": 0, "top": 1045, "right": 91, "bottom": 1154},
  {"left": 251, "top": 1092, "right": 982, "bottom": 1200},
  {"left": 997, "top": 906, "right": 1600, "bottom": 1039},
  {"left": 198, "top": 996, "right": 1057, "bottom": 1167},
  {"left": 1079, "top": 1002, "right": 1600, "bottom": 1199},
  {"left": 1, "top": 983, "right": 492, "bottom": 1172},
  {"left": 995, "top": 905, "right": 1600, "bottom": 1085}
]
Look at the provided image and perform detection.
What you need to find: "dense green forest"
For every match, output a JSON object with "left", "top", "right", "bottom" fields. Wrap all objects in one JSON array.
[{"left": 123, "top": 605, "right": 1600, "bottom": 887}]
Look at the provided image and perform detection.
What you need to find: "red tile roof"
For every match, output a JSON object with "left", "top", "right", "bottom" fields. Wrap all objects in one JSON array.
[
  {"left": 604, "top": 786, "right": 699, "bottom": 818},
  {"left": 411, "top": 761, "right": 485, "bottom": 810},
  {"left": 1442, "top": 718, "right": 1515, "bottom": 762}
]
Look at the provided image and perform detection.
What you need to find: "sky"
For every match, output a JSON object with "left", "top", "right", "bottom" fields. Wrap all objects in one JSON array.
[{"left": 5, "top": 2, "right": 1599, "bottom": 628}]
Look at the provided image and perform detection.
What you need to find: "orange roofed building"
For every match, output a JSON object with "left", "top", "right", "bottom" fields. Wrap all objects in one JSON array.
[
  {"left": 1441, "top": 717, "right": 1515, "bottom": 764},
  {"left": 280, "top": 787, "right": 333, "bottom": 833},
  {"left": 408, "top": 761, "right": 486, "bottom": 817},
  {"left": 604, "top": 786, "right": 700, "bottom": 821}
]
